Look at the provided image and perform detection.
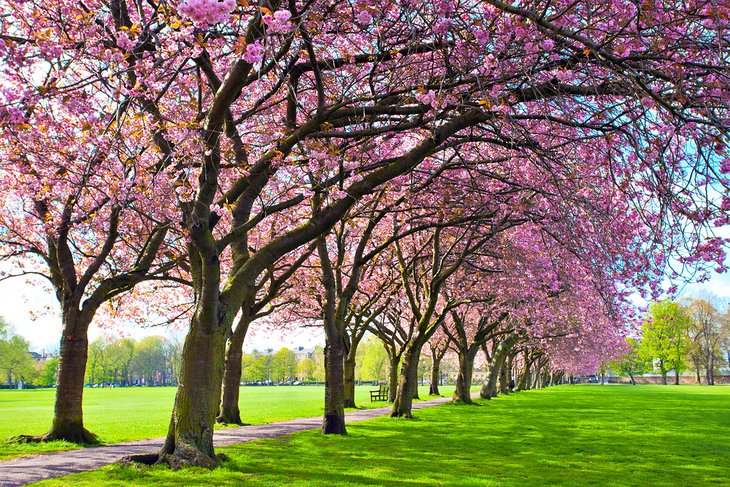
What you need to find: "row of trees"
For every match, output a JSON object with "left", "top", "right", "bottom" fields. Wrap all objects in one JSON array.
[
  {"left": 85, "top": 336, "right": 182, "bottom": 387},
  {"left": 614, "top": 297, "right": 730, "bottom": 385},
  {"left": 2, "top": 0, "right": 730, "bottom": 469},
  {"left": 239, "top": 339, "right": 438, "bottom": 385}
]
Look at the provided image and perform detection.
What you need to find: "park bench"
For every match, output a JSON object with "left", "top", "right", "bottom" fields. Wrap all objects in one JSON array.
[{"left": 370, "top": 383, "right": 388, "bottom": 402}]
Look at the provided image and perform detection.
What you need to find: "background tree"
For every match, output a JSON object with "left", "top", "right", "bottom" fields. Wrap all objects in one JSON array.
[
  {"left": 35, "top": 358, "right": 59, "bottom": 387},
  {"left": 357, "top": 337, "right": 389, "bottom": 383},
  {"left": 298, "top": 358, "right": 317, "bottom": 381},
  {"left": 641, "top": 301, "right": 690, "bottom": 385},
  {"left": 612, "top": 338, "right": 649, "bottom": 385},
  {"left": 0, "top": 329, "right": 36, "bottom": 386},
  {"left": 270, "top": 348, "right": 298, "bottom": 383},
  {"left": 129, "top": 337, "right": 167, "bottom": 386},
  {"left": 240, "top": 351, "right": 272, "bottom": 383},
  {"left": 684, "top": 297, "right": 726, "bottom": 385}
]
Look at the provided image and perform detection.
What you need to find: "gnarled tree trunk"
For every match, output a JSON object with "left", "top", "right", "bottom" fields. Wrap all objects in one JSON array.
[
  {"left": 388, "top": 354, "right": 399, "bottom": 402},
  {"left": 322, "top": 333, "right": 347, "bottom": 434},
  {"left": 42, "top": 311, "right": 97, "bottom": 443},
  {"left": 453, "top": 346, "right": 478, "bottom": 403},
  {"left": 160, "top": 316, "right": 228, "bottom": 469},
  {"left": 429, "top": 358, "right": 441, "bottom": 395},
  {"left": 343, "top": 354, "right": 357, "bottom": 408},
  {"left": 498, "top": 360, "right": 510, "bottom": 394},
  {"left": 480, "top": 333, "right": 518, "bottom": 399},
  {"left": 391, "top": 336, "right": 425, "bottom": 418}
]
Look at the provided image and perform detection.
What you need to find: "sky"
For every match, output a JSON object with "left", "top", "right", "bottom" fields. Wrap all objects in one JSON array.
[{"left": 2, "top": 268, "right": 728, "bottom": 353}]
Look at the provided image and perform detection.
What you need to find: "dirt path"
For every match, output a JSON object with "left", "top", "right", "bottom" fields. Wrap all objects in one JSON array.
[{"left": 0, "top": 395, "right": 457, "bottom": 486}]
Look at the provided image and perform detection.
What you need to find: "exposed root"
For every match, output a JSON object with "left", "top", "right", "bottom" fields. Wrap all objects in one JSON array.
[{"left": 9, "top": 428, "right": 98, "bottom": 445}]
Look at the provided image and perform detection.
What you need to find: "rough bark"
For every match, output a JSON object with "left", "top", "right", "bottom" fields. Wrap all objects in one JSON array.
[
  {"left": 480, "top": 333, "right": 518, "bottom": 399},
  {"left": 216, "top": 314, "right": 251, "bottom": 425},
  {"left": 322, "top": 335, "right": 347, "bottom": 434},
  {"left": 429, "top": 359, "right": 441, "bottom": 395},
  {"left": 453, "top": 347, "right": 478, "bottom": 403},
  {"left": 391, "top": 336, "right": 424, "bottom": 418},
  {"left": 498, "top": 361, "right": 510, "bottom": 394},
  {"left": 38, "top": 312, "right": 97, "bottom": 443},
  {"left": 388, "top": 354, "right": 399, "bottom": 402},
  {"left": 159, "top": 317, "right": 228, "bottom": 469},
  {"left": 343, "top": 354, "right": 357, "bottom": 408}
]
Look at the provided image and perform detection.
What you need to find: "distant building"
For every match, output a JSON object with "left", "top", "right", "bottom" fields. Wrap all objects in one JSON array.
[
  {"left": 294, "top": 346, "right": 315, "bottom": 360},
  {"left": 29, "top": 350, "right": 54, "bottom": 362}
]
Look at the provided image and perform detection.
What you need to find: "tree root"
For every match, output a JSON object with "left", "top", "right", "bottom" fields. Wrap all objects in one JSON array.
[{"left": 9, "top": 428, "right": 99, "bottom": 445}]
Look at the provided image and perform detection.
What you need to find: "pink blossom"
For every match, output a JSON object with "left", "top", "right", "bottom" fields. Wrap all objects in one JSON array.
[
  {"left": 243, "top": 40, "right": 263, "bottom": 64},
  {"left": 263, "top": 10, "right": 293, "bottom": 33}
]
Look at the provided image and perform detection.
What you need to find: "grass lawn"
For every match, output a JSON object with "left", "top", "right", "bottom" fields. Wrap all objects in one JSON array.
[
  {"left": 30, "top": 385, "right": 730, "bottom": 487},
  {"left": 0, "top": 384, "right": 453, "bottom": 460}
]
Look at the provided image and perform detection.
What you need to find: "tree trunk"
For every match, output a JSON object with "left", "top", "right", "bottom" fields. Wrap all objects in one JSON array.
[
  {"left": 695, "top": 367, "right": 701, "bottom": 384},
  {"left": 517, "top": 363, "right": 530, "bottom": 391},
  {"left": 412, "top": 377, "right": 420, "bottom": 400},
  {"left": 705, "top": 353, "right": 713, "bottom": 385},
  {"left": 429, "top": 359, "right": 441, "bottom": 395},
  {"left": 391, "top": 337, "right": 424, "bottom": 418},
  {"left": 388, "top": 354, "right": 399, "bottom": 402},
  {"left": 42, "top": 313, "right": 97, "bottom": 443},
  {"left": 498, "top": 362, "right": 510, "bottom": 394},
  {"left": 480, "top": 333, "right": 517, "bottom": 399},
  {"left": 343, "top": 330, "right": 364, "bottom": 408},
  {"left": 159, "top": 317, "right": 228, "bottom": 469},
  {"left": 453, "top": 347, "right": 477, "bottom": 403},
  {"left": 322, "top": 335, "right": 347, "bottom": 434},
  {"left": 216, "top": 315, "right": 251, "bottom": 425},
  {"left": 343, "top": 354, "right": 357, "bottom": 409}
]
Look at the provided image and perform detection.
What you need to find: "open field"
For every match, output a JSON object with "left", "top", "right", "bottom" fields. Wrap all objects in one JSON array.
[
  {"left": 29, "top": 385, "right": 730, "bottom": 487},
  {"left": 0, "top": 385, "right": 454, "bottom": 460}
]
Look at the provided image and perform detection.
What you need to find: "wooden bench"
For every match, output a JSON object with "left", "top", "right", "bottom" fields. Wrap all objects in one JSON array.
[{"left": 370, "top": 383, "right": 389, "bottom": 402}]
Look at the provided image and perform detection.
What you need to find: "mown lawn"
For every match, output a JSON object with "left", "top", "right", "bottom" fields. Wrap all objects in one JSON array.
[
  {"left": 31, "top": 385, "right": 730, "bottom": 486},
  {"left": 0, "top": 385, "right": 453, "bottom": 460}
]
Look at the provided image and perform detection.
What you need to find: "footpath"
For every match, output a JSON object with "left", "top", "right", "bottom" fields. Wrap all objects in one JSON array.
[{"left": 0, "top": 395, "right": 457, "bottom": 486}]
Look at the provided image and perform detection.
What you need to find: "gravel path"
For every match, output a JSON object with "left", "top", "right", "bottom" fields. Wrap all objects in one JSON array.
[{"left": 0, "top": 395, "right": 457, "bottom": 486}]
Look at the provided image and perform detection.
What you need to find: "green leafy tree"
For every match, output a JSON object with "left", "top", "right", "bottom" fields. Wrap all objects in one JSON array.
[
  {"left": 270, "top": 348, "right": 298, "bottom": 382},
  {"left": 241, "top": 351, "right": 271, "bottom": 383},
  {"left": 85, "top": 338, "right": 110, "bottom": 386},
  {"left": 612, "top": 338, "right": 649, "bottom": 385},
  {"left": 106, "top": 338, "right": 136, "bottom": 386},
  {"left": 35, "top": 358, "right": 59, "bottom": 387},
  {"left": 641, "top": 301, "right": 690, "bottom": 385},
  {"left": 357, "top": 338, "right": 388, "bottom": 382},
  {"left": 0, "top": 319, "right": 37, "bottom": 386},
  {"left": 298, "top": 358, "right": 317, "bottom": 381},
  {"left": 129, "top": 336, "right": 167, "bottom": 385},
  {"left": 312, "top": 345, "right": 326, "bottom": 382}
]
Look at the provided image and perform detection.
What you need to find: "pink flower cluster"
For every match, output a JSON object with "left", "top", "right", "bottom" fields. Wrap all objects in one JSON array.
[
  {"left": 243, "top": 40, "right": 263, "bottom": 64},
  {"left": 415, "top": 89, "right": 437, "bottom": 108},
  {"left": 177, "top": 0, "right": 235, "bottom": 26},
  {"left": 263, "top": 10, "right": 293, "bottom": 33}
]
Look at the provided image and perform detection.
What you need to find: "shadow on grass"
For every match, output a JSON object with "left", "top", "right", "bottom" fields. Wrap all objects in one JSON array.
[{"left": 33, "top": 385, "right": 730, "bottom": 487}]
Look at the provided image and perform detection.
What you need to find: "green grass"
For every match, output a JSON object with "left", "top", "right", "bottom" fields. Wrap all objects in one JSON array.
[
  {"left": 31, "top": 385, "right": 730, "bottom": 486},
  {"left": 0, "top": 384, "right": 453, "bottom": 460}
]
